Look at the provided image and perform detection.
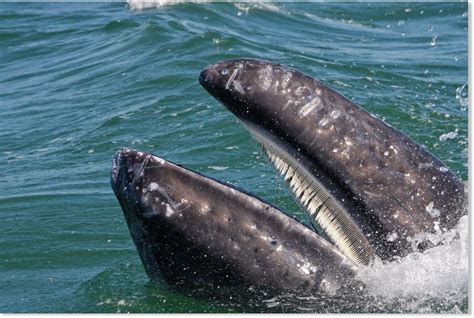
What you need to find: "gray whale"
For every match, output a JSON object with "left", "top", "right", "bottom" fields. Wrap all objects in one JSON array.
[
  {"left": 111, "top": 59, "right": 465, "bottom": 298},
  {"left": 199, "top": 59, "right": 465, "bottom": 264}
]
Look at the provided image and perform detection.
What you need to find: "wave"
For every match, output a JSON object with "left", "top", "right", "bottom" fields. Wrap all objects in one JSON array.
[{"left": 127, "top": 0, "right": 211, "bottom": 10}]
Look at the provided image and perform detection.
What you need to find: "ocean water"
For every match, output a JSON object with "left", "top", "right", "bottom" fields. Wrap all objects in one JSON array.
[{"left": 0, "top": 1, "right": 468, "bottom": 313}]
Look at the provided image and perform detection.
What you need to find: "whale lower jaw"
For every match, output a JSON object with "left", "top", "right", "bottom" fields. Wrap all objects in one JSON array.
[{"left": 111, "top": 148, "right": 359, "bottom": 296}]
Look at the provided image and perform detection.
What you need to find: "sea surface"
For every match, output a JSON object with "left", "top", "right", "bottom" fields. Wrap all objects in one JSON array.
[{"left": 0, "top": 1, "right": 468, "bottom": 313}]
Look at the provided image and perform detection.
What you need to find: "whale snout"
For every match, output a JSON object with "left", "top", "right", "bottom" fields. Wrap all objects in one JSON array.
[
  {"left": 198, "top": 65, "right": 218, "bottom": 87},
  {"left": 110, "top": 148, "right": 154, "bottom": 197},
  {"left": 199, "top": 62, "right": 232, "bottom": 93}
]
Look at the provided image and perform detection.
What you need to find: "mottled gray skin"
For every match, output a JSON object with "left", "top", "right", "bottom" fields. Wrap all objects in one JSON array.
[
  {"left": 199, "top": 58, "right": 465, "bottom": 260},
  {"left": 111, "top": 148, "right": 358, "bottom": 297}
]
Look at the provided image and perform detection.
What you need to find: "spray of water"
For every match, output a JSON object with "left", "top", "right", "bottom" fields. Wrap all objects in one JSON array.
[{"left": 355, "top": 214, "right": 468, "bottom": 310}]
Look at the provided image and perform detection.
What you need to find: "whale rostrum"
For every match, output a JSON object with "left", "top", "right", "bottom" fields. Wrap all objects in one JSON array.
[{"left": 199, "top": 58, "right": 465, "bottom": 264}]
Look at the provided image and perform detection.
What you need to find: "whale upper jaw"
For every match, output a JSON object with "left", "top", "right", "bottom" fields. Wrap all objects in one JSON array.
[{"left": 199, "top": 58, "right": 466, "bottom": 264}]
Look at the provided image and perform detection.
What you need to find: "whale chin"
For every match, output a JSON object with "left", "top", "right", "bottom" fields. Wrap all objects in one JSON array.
[{"left": 111, "top": 148, "right": 359, "bottom": 297}]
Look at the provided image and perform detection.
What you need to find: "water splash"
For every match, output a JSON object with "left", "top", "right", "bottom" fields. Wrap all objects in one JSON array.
[
  {"left": 355, "top": 215, "right": 468, "bottom": 312},
  {"left": 258, "top": 214, "right": 468, "bottom": 313},
  {"left": 456, "top": 82, "right": 468, "bottom": 111},
  {"left": 439, "top": 131, "right": 458, "bottom": 142}
]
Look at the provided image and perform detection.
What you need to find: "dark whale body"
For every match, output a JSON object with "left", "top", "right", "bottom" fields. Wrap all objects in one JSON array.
[
  {"left": 111, "top": 149, "right": 358, "bottom": 297},
  {"left": 110, "top": 59, "right": 465, "bottom": 300},
  {"left": 199, "top": 59, "right": 465, "bottom": 264}
]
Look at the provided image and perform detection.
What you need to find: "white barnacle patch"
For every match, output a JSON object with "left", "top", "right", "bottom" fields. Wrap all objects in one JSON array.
[
  {"left": 199, "top": 204, "right": 210, "bottom": 214},
  {"left": 330, "top": 110, "right": 340, "bottom": 119},
  {"left": 319, "top": 117, "right": 330, "bottom": 127},
  {"left": 151, "top": 155, "right": 165, "bottom": 165},
  {"left": 165, "top": 204, "right": 175, "bottom": 217},
  {"left": 298, "top": 96, "right": 321, "bottom": 118},
  {"left": 281, "top": 72, "right": 292, "bottom": 89},
  {"left": 344, "top": 137, "right": 353, "bottom": 146},
  {"left": 425, "top": 201, "right": 440, "bottom": 217},
  {"left": 439, "top": 166, "right": 449, "bottom": 173},
  {"left": 418, "top": 162, "right": 433, "bottom": 169},
  {"left": 260, "top": 65, "right": 273, "bottom": 90},
  {"left": 299, "top": 264, "right": 310, "bottom": 275},
  {"left": 297, "top": 261, "right": 316, "bottom": 275},
  {"left": 389, "top": 145, "right": 398, "bottom": 154},
  {"left": 262, "top": 76, "right": 272, "bottom": 90},
  {"left": 272, "top": 80, "right": 279, "bottom": 92},
  {"left": 148, "top": 182, "right": 159, "bottom": 192},
  {"left": 295, "top": 86, "right": 306, "bottom": 96}
]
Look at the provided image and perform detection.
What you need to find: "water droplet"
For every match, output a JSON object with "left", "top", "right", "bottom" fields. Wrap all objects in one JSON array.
[
  {"left": 439, "top": 131, "right": 458, "bottom": 142},
  {"left": 456, "top": 83, "right": 468, "bottom": 110},
  {"left": 425, "top": 201, "right": 440, "bottom": 217}
]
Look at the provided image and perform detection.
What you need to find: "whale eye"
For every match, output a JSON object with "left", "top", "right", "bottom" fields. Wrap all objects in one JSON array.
[{"left": 221, "top": 69, "right": 229, "bottom": 75}]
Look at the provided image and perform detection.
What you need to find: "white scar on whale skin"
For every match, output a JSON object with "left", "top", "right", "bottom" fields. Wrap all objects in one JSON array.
[
  {"left": 232, "top": 81, "right": 245, "bottom": 94},
  {"left": 226, "top": 68, "right": 239, "bottom": 90}
]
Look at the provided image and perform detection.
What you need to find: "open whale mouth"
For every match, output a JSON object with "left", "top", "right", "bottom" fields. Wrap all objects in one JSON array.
[
  {"left": 240, "top": 120, "right": 375, "bottom": 265},
  {"left": 110, "top": 58, "right": 465, "bottom": 298}
]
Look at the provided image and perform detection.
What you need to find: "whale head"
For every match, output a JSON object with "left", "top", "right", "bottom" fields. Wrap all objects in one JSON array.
[
  {"left": 111, "top": 148, "right": 358, "bottom": 296},
  {"left": 199, "top": 59, "right": 466, "bottom": 264}
]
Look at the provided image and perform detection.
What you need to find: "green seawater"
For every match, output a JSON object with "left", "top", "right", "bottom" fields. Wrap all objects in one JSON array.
[{"left": 0, "top": 1, "right": 468, "bottom": 313}]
